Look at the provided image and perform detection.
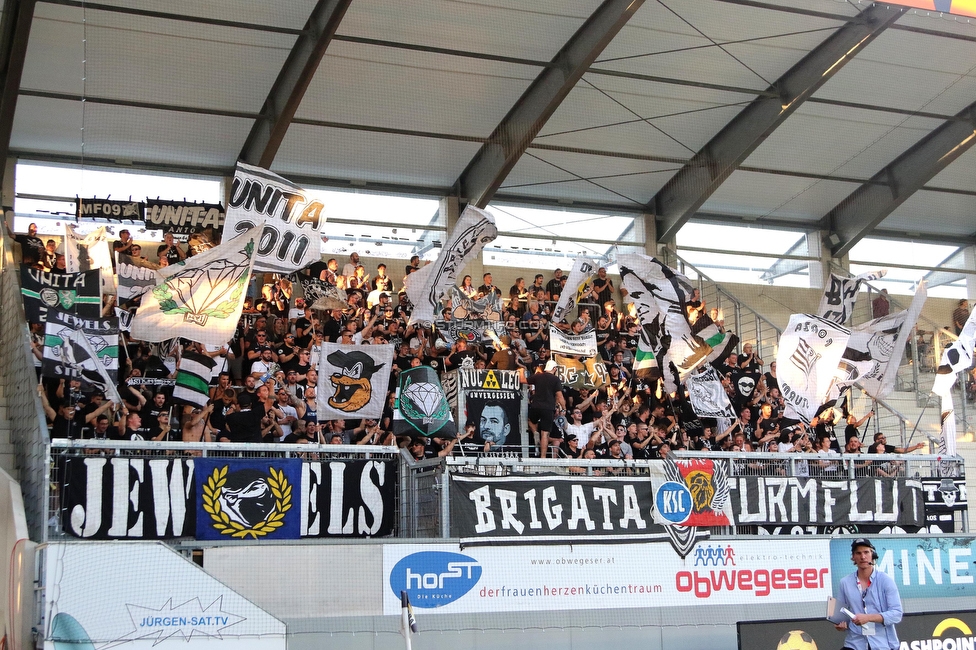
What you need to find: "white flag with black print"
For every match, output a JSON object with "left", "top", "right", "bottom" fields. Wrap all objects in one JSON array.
[
  {"left": 817, "top": 269, "right": 886, "bottom": 325},
  {"left": 687, "top": 366, "right": 735, "bottom": 418},
  {"left": 64, "top": 223, "right": 115, "bottom": 291},
  {"left": 939, "top": 394, "right": 959, "bottom": 476},
  {"left": 932, "top": 306, "right": 976, "bottom": 397},
  {"left": 834, "top": 281, "right": 927, "bottom": 400},
  {"left": 618, "top": 253, "right": 709, "bottom": 391},
  {"left": 404, "top": 206, "right": 497, "bottom": 326},
  {"left": 776, "top": 314, "right": 851, "bottom": 424},
  {"left": 317, "top": 343, "right": 395, "bottom": 420},
  {"left": 224, "top": 162, "right": 327, "bottom": 274},
  {"left": 550, "top": 255, "right": 598, "bottom": 324}
]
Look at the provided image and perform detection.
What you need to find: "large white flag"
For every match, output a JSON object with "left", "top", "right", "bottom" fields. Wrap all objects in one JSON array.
[
  {"left": 817, "top": 269, "right": 886, "bottom": 325},
  {"left": 776, "top": 314, "right": 851, "bottom": 423},
  {"left": 932, "top": 307, "right": 976, "bottom": 397},
  {"left": 224, "top": 162, "right": 326, "bottom": 274},
  {"left": 618, "top": 253, "right": 708, "bottom": 389},
  {"left": 549, "top": 326, "right": 598, "bottom": 357},
  {"left": 130, "top": 226, "right": 261, "bottom": 346},
  {"left": 317, "top": 343, "right": 395, "bottom": 420},
  {"left": 939, "top": 394, "right": 958, "bottom": 476},
  {"left": 64, "top": 223, "right": 115, "bottom": 291},
  {"left": 550, "top": 255, "right": 597, "bottom": 323},
  {"left": 835, "top": 281, "right": 927, "bottom": 400},
  {"left": 405, "top": 206, "right": 497, "bottom": 326}
]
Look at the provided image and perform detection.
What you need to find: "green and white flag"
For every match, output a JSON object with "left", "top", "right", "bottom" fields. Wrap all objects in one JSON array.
[
  {"left": 131, "top": 225, "right": 261, "bottom": 346},
  {"left": 42, "top": 309, "right": 121, "bottom": 403},
  {"left": 173, "top": 351, "right": 217, "bottom": 408}
]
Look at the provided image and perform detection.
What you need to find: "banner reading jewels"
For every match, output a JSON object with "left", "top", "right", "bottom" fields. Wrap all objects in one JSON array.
[
  {"left": 58, "top": 456, "right": 397, "bottom": 540},
  {"left": 730, "top": 476, "right": 924, "bottom": 526}
]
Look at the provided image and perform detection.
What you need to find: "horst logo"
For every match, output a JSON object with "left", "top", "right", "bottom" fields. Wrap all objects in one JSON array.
[
  {"left": 390, "top": 552, "right": 482, "bottom": 608},
  {"left": 656, "top": 481, "right": 692, "bottom": 524}
]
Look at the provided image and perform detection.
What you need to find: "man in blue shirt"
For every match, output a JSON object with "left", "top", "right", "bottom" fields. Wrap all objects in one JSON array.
[{"left": 831, "top": 538, "right": 903, "bottom": 650}]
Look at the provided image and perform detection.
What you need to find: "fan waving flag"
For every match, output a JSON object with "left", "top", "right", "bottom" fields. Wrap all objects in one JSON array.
[
  {"left": 130, "top": 225, "right": 261, "bottom": 346},
  {"left": 116, "top": 252, "right": 161, "bottom": 303},
  {"left": 618, "top": 253, "right": 708, "bottom": 391},
  {"left": 817, "top": 269, "right": 886, "bottom": 325},
  {"left": 224, "top": 162, "right": 326, "bottom": 274},
  {"left": 550, "top": 255, "right": 597, "bottom": 324},
  {"left": 317, "top": 343, "right": 394, "bottom": 420},
  {"left": 933, "top": 307, "right": 976, "bottom": 397},
  {"left": 173, "top": 351, "right": 217, "bottom": 408},
  {"left": 404, "top": 206, "right": 497, "bottom": 326},
  {"left": 42, "top": 312, "right": 122, "bottom": 404},
  {"left": 776, "top": 314, "right": 851, "bottom": 423}
]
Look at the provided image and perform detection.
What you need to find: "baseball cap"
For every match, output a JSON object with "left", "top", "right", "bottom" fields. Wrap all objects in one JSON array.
[{"left": 851, "top": 538, "right": 875, "bottom": 552}]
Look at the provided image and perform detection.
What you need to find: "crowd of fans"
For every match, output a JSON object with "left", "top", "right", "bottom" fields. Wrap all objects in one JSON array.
[{"left": 14, "top": 224, "right": 927, "bottom": 470}]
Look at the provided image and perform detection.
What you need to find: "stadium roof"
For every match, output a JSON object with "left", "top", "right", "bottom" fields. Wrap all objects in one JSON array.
[{"left": 1, "top": 0, "right": 975, "bottom": 256}]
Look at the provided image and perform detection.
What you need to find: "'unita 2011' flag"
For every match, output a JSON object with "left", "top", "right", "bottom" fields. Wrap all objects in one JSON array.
[{"left": 130, "top": 225, "right": 261, "bottom": 346}]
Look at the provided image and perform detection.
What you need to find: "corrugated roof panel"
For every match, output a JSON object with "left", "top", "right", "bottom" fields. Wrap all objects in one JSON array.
[{"left": 702, "top": 170, "right": 861, "bottom": 222}]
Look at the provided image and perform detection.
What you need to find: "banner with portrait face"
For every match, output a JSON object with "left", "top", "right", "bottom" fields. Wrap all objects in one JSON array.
[{"left": 455, "top": 369, "right": 525, "bottom": 447}]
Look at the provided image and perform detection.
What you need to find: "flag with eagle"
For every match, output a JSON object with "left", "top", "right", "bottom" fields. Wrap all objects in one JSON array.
[{"left": 317, "top": 343, "right": 394, "bottom": 420}]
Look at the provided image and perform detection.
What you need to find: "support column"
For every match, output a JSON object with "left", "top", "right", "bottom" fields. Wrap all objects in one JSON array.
[
  {"left": 2, "top": 157, "right": 15, "bottom": 209},
  {"left": 964, "top": 246, "right": 976, "bottom": 301},
  {"left": 641, "top": 212, "right": 657, "bottom": 257},
  {"left": 809, "top": 230, "right": 849, "bottom": 289}
]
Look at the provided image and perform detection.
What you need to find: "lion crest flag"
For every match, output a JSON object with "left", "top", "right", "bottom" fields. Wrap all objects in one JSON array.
[
  {"left": 317, "top": 343, "right": 394, "bottom": 420},
  {"left": 130, "top": 225, "right": 261, "bottom": 346},
  {"left": 394, "top": 366, "right": 455, "bottom": 438},
  {"left": 405, "top": 205, "right": 497, "bottom": 326}
]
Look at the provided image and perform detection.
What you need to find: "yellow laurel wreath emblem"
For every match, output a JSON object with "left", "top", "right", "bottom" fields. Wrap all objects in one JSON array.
[{"left": 201, "top": 465, "right": 293, "bottom": 539}]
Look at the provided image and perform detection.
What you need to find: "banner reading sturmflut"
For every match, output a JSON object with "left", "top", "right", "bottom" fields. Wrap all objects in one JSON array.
[
  {"left": 317, "top": 343, "right": 394, "bottom": 420},
  {"left": 224, "top": 162, "right": 326, "bottom": 274},
  {"left": 776, "top": 314, "right": 851, "bottom": 423}
]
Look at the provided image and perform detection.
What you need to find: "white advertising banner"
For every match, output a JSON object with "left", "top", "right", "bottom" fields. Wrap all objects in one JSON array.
[
  {"left": 382, "top": 539, "right": 831, "bottom": 615},
  {"left": 44, "top": 542, "right": 285, "bottom": 650}
]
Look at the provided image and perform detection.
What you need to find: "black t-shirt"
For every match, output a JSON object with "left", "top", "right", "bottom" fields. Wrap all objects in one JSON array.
[
  {"left": 16, "top": 234, "right": 45, "bottom": 265},
  {"left": 224, "top": 409, "right": 264, "bottom": 443},
  {"left": 527, "top": 372, "right": 563, "bottom": 410}
]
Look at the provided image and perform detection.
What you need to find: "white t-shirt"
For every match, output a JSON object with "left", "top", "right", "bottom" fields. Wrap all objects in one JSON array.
[{"left": 276, "top": 404, "right": 298, "bottom": 440}]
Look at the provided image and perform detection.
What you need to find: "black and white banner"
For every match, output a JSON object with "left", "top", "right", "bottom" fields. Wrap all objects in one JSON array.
[
  {"left": 21, "top": 266, "right": 102, "bottom": 323},
  {"left": 41, "top": 309, "right": 120, "bottom": 400},
  {"left": 59, "top": 456, "right": 398, "bottom": 540},
  {"left": 729, "top": 476, "right": 923, "bottom": 526},
  {"left": 404, "top": 205, "right": 497, "bottom": 326},
  {"left": 921, "top": 477, "right": 967, "bottom": 512},
  {"left": 144, "top": 199, "right": 225, "bottom": 236},
  {"left": 75, "top": 197, "right": 145, "bottom": 223},
  {"left": 549, "top": 326, "right": 598, "bottom": 357},
  {"left": 115, "top": 252, "right": 161, "bottom": 302},
  {"left": 550, "top": 255, "right": 597, "bottom": 323},
  {"left": 451, "top": 473, "right": 672, "bottom": 543},
  {"left": 456, "top": 369, "right": 524, "bottom": 447},
  {"left": 776, "top": 314, "right": 851, "bottom": 423},
  {"left": 687, "top": 366, "right": 735, "bottom": 418},
  {"left": 817, "top": 269, "right": 886, "bottom": 325},
  {"left": 548, "top": 354, "right": 609, "bottom": 390},
  {"left": 224, "top": 162, "right": 326, "bottom": 274}
]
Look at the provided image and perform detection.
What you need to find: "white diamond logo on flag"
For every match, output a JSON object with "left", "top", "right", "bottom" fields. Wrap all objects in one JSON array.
[{"left": 403, "top": 382, "right": 443, "bottom": 417}]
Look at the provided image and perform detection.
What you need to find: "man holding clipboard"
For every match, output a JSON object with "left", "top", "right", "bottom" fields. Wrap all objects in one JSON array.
[{"left": 828, "top": 538, "right": 903, "bottom": 650}]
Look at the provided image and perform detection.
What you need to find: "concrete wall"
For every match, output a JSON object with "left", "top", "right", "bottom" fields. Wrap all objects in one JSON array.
[{"left": 0, "top": 467, "right": 34, "bottom": 650}]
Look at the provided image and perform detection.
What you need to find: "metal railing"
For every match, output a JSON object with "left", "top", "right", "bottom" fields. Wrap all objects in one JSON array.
[
  {"left": 47, "top": 440, "right": 401, "bottom": 540},
  {"left": 399, "top": 451, "right": 964, "bottom": 539},
  {"left": 0, "top": 217, "right": 50, "bottom": 542},
  {"left": 669, "top": 253, "right": 916, "bottom": 445}
]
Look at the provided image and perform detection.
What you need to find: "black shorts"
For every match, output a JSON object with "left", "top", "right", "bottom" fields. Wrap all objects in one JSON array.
[{"left": 528, "top": 407, "right": 554, "bottom": 433}]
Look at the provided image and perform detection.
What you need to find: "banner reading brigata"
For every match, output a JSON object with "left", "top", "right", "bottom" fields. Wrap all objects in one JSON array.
[
  {"left": 59, "top": 456, "right": 397, "bottom": 540},
  {"left": 383, "top": 539, "right": 831, "bottom": 615}
]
